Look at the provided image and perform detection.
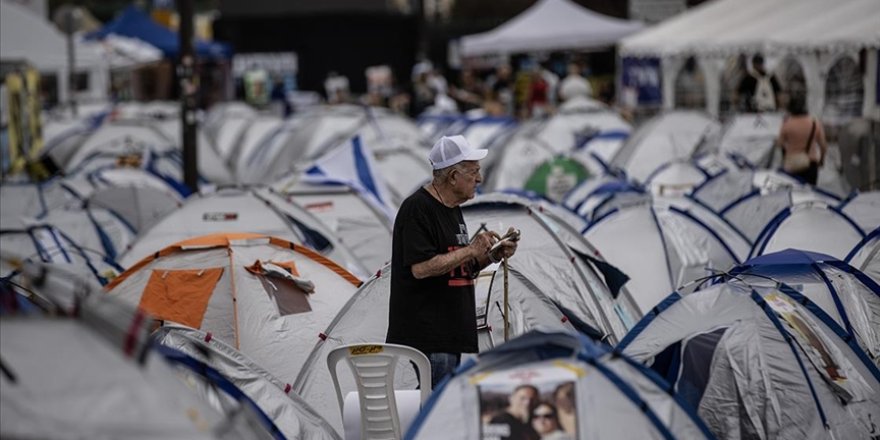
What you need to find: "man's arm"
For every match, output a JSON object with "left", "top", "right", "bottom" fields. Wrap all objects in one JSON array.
[
  {"left": 411, "top": 231, "right": 497, "bottom": 279},
  {"left": 411, "top": 246, "right": 478, "bottom": 279}
]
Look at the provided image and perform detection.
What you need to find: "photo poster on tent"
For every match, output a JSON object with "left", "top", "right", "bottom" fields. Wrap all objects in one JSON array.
[
  {"left": 621, "top": 57, "right": 662, "bottom": 107},
  {"left": 764, "top": 292, "right": 868, "bottom": 403},
  {"left": 477, "top": 364, "right": 579, "bottom": 440}
]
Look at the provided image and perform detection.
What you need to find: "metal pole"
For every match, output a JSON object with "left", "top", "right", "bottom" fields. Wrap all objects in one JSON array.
[
  {"left": 503, "top": 256, "right": 510, "bottom": 342},
  {"left": 178, "top": 0, "right": 198, "bottom": 193},
  {"left": 65, "top": 10, "right": 77, "bottom": 117}
]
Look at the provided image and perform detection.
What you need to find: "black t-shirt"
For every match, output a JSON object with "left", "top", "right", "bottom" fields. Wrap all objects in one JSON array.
[{"left": 386, "top": 187, "right": 478, "bottom": 354}]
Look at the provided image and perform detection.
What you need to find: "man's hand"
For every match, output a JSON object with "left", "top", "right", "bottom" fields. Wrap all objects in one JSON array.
[
  {"left": 470, "top": 231, "right": 500, "bottom": 258},
  {"left": 490, "top": 227, "right": 519, "bottom": 260}
]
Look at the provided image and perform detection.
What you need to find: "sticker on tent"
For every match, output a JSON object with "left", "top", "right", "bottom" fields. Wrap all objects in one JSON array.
[
  {"left": 524, "top": 157, "right": 590, "bottom": 203},
  {"left": 203, "top": 212, "right": 239, "bottom": 222},
  {"left": 304, "top": 201, "right": 334, "bottom": 212},
  {"left": 476, "top": 363, "right": 580, "bottom": 440}
]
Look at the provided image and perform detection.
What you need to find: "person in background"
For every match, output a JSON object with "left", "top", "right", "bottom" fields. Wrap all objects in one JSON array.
[
  {"left": 777, "top": 93, "right": 827, "bottom": 185},
  {"left": 736, "top": 54, "right": 781, "bottom": 112},
  {"left": 553, "top": 382, "right": 576, "bottom": 435},
  {"left": 558, "top": 62, "right": 592, "bottom": 103},
  {"left": 386, "top": 135, "right": 518, "bottom": 387}
]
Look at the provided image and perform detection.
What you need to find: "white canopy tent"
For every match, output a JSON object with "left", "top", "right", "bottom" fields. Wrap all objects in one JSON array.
[
  {"left": 0, "top": 1, "right": 108, "bottom": 103},
  {"left": 619, "top": 0, "right": 880, "bottom": 118},
  {"left": 460, "top": 0, "right": 643, "bottom": 57}
]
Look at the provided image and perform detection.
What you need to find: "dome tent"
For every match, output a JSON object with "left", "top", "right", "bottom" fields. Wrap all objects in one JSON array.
[
  {"left": 729, "top": 249, "right": 880, "bottom": 365},
  {"left": 155, "top": 325, "right": 341, "bottom": 440},
  {"left": 846, "top": 227, "right": 880, "bottom": 286},
  {"left": 292, "top": 261, "right": 584, "bottom": 437},
  {"left": 462, "top": 193, "right": 640, "bottom": 341},
  {"left": 618, "top": 282, "right": 880, "bottom": 440},
  {"left": 407, "top": 331, "right": 712, "bottom": 440},
  {"left": 118, "top": 187, "right": 366, "bottom": 278},
  {"left": 749, "top": 201, "right": 865, "bottom": 260},
  {"left": 106, "top": 233, "right": 362, "bottom": 386},
  {"left": 0, "top": 262, "right": 275, "bottom": 439}
]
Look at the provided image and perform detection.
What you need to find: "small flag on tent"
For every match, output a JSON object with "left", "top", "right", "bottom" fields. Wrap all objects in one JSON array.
[{"left": 301, "top": 135, "right": 394, "bottom": 220}]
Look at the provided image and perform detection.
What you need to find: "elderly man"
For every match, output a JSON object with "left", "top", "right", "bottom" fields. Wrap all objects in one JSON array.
[{"left": 386, "top": 135, "right": 518, "bottom": 387}]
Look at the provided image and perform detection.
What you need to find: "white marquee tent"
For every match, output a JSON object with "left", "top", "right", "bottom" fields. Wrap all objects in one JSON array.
[
  {"left": 619, "top": 0, "right": 880, "bottom": 118},
  {"left": 460, "top": 0, "right": 643, "bottom": 57}
]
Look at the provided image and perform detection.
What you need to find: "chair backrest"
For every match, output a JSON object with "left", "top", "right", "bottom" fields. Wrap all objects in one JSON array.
[{"left": 327, "top": 343, "right": 431, "bottom": 440}]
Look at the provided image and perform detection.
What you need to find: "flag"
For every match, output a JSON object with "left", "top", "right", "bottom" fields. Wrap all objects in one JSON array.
[{"left": 302, "top": 135, "right": 394, "bottom": 220}]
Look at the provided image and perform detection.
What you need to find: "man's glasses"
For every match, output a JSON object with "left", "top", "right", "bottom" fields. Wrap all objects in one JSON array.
[{"left": 532, "top": 413, "right": 554, "bottom": 420}]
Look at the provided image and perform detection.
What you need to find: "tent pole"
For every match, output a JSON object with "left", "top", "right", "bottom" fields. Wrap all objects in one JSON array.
[
  {"left": 178, "top": 0, "right": 199, "bottom": 194},
  {"left": 503, "top": 256, "right": 509, "bottom": 342}
]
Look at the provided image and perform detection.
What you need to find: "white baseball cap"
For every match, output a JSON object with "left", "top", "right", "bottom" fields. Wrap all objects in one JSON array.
[{"left": 428, "top": 135, "right": 488, "bottom": 170}]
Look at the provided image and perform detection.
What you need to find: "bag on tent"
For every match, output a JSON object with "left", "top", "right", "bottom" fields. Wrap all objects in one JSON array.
[{"left": 752, "top": 73, "right": 776, "bottom": 112}]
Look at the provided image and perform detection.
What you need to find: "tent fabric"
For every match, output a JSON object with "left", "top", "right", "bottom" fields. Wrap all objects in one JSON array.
[
  {"left": 840, "top": 191, "right": 880, "bottom": 232},
  {"left": 292, "top": 259, "right": 584, "bottom": 436},
  {"left": 610, "top": 111, "right": 721, "bottom": 183},
  {"left": 750, "top": 202, "right": 865, "bottom": 260},
  {"left": 140, "top": 267, "right": 224, "bottom": 328},
  {"left": 460, "top": 0, "right": 643, "bottom": 56},
  {"left": 620, "top": 0, "right": 880, "bottom": 57},
  {"left": 463, "top": 193, "right": 640, "bottom": 341},
  {"left": 87, "top": 6, "right": 231, "bottom": 59},
  {"left": 273, "top": 177, "right": 393, "bottom": 274},
  {"left": 731, "top": 249, "right": 880, "bottom": 365},
  {"left": 583, "top": 200, "right": 749, "bottom": 316},
  {"left": 117, "top": 187, "right": 366, "bottom": 278},
  {"left": 155, "top": 325, "right": 342, "bottom": 440},
  {"left": 619, "top": 283, "right": 880, "bottom": 440},
  {"left": 106, "top": 233, "right": 361, "bottom": 387},
  {"left": 407, "top": 331, "right": 712, "bottom": 440},
  {"left": 846, "top": 228, "right": 880, "bottom": 285}
]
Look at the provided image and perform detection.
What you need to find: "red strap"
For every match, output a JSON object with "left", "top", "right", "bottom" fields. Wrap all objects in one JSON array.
[
  {"left": 319, "top": 332, "right": 327, "bottom": 341},
  {"left": 123, "top": 310, "right": 147, "bottom": 357},
  {"left": 204, "top": 332, "right": 213, "bottom": 343},
  {"left": 284, "top": 384, "right": 292, "bottom": 393}
]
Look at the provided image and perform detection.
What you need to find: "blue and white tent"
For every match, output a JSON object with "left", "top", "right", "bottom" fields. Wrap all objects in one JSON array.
[
  {"left": 729, "top": 249, "right": 880, "bottom": 365},
  {"left": 155, "top": 325, "right": 340, "bottom": 440},
  {"left": 619, "top": 282, "right": 880, "bottom": 440},
  {"left": 406, "top": 331, "right": 714, "bottom": 440},
  {"left": 839, "top": 191, "right": 880, "bottom": 232},
  {"left": 609, "top": 110, "right": 721, "bottom": 184},
  {"left": 847, "top": 228, "right": 880, "bottom": 284},
  {"left": 582, "top": 200, "right": 749, "bottom": 315},
  {"left": 563, "top": 175, "right": 648, "bottom": 224},
  {"left": 749, "top": 201, "right": 866, "bottom": 260},
  {"left": 485, "top": 97, "right": 630, "bottom": 193},
  {"left": 464, "top": 193, "right": 640, "bottom": 341}
]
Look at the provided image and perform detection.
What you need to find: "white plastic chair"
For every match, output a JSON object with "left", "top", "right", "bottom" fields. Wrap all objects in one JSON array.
[{"left": 327, "top": 343, "right": 432, "bottom": 440}]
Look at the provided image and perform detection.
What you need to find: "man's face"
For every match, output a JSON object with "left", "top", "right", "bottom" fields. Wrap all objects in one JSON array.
[
  {"left": 452, "top": 161, "right": 482, "bottom": 200},
  {"left": 509, "top": 387, "right": 538, "bottom": 418}
]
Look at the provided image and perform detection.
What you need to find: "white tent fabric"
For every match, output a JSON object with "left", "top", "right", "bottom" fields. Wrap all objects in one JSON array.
[
  {"left": 291, "top": 265, "right": 586, "bottom": 437},
  {"left": 0, "top": 181, "right": 80, "bottom": 229},
  {"left": 750, "top": 202, "right": 865, "bottom": 259},
  {"left": 273, "top": 177, "right": 393, "bottom": 274},
  {"left": 460, "top": 0, "right": 643, "bottom": 56},
  {"left": 155, "top": 325, "right": 342, "bottom": 440},
  {"left": 463, "top": 193, "right": 640, "bottom": 340},
  {"left": 0, "top": 226, "right": 121, "bottom": 284},
  {"left": 717, "top": 113, "right": 784, "bottom": 167},
  {"left": 583, "top": 200, "right": 749, "bottom": 315},
  {"left": 485, "top": 98, "right": 631, "bottom": 192},
  {"left": 0, "top": 1, "right": 108, "bottom": 102},
  {"left": 847, "top": 230, "right": 879, "bottom": 283},
  {"left": 619, "top": 283, "right": 880, "bottom": 440},
  {"left": 107, "top": 233, "right": 362, "bottom": 386},
  {"left": 619, "top": 0, "right": 880, "bottom": 117},
  {"left": 840, "top": 191, "right": 880, "bottom": 232},
  {"left": 409, "top": 331, "right": 712, "bottom": 440},
  {"left": 620, "top": 0, "right": 880, "bottom": 57},
  {"left": 610, "top": 111, "right": 721, "bottom": 183},
  {"left": 118, "top": 187, "right": 365, "bottom": 277}
]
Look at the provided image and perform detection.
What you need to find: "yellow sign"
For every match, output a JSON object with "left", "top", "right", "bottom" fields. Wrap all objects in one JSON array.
[{"left": 349, "top": 345, "right": 384, "bottom": 356}]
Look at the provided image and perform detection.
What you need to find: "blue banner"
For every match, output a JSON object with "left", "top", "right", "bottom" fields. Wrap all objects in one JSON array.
[{"left": 621, "top": 57, "right": 662, "bottom": 106}]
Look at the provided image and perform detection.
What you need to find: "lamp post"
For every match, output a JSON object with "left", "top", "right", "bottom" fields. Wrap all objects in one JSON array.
[{"left": 177, "top": 0, "right": 198, "bottom": 194}]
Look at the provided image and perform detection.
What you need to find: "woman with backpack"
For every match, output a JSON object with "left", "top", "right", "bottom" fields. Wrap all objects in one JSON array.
[{"left": 777, "top": 94, "right": 828, "bottom": 185}]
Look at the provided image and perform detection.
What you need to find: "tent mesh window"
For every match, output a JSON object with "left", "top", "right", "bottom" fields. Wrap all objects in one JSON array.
[{"left": 824, "top": 56, "right": 864, "bottom": 123}]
